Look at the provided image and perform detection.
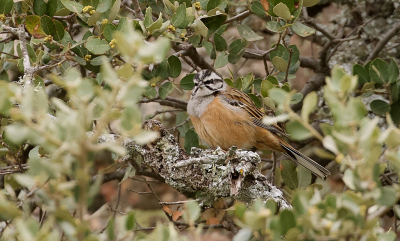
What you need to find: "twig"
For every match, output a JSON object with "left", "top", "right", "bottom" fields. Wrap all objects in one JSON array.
[
  {"left": 112, "top": 184, "right": 122, "bottom": 238},
  {"left": 148, "top": 109, "right": 182, "bottom": 119},
  {"left": 17, "top": 24, "right": 35, "bottom": 86},
  {"left": 139, "top": 97, "right": 188, "bottom": 110},
  {"left": 132, "top": 0, "right": 144, "bottom": 20},
  {"left": 122, "top": 4, "right": 136, "bottom": 15},
  {"left": 37, "top": 58, "right": 68, "bottom": 71},
  {"left": 127, "top": 189, "right": 154, "bottom": 195},
  {"left": 159, "top": 199, "right": 199, "bottom": 205},
  {"left": 141, "top": 177, "right": 175, "bottom": 223},
  {"left": 134, "top": 227, "right": 156, "bottom": 231},
  {"left": 224, "top": 10, "right": 251, "bottom": 24},
  {"left": 0, "top": 35, "right": 13, "bottom": 43},
  {"left": 366, "top": 21, "right": 400, "bottom": 62},
  {"left": 170, "top": 116, "right": 191, "bottom": 130},
  {"left": 271, "top": 152, "right": 277, "bottom": 185}
]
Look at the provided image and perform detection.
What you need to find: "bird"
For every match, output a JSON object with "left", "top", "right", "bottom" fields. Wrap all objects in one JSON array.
[{"left": 187, "top": 69, "right": 331, "bottom": 180}]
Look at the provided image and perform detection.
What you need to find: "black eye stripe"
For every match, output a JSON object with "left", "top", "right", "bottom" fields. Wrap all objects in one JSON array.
[{"left": 203, "top": 79, "right": 221, "bottom": 85}]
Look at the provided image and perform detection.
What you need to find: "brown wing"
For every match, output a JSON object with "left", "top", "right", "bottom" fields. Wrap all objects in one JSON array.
[{"left": 222, "top": 86, "right": 289, "bottom": 138}]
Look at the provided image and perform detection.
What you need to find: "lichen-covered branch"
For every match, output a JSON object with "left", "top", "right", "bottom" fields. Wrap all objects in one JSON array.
[{"left": 120, "top": 120, "right": 291, "bottom": 209}]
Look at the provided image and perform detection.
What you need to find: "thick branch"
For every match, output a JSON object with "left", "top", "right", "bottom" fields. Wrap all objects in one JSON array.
[
  {"left": 120, "top": 120, "right": 291, "bottom": 208},
  {"left": 365, "top": 21, "right": 400, "bottom": 62}
]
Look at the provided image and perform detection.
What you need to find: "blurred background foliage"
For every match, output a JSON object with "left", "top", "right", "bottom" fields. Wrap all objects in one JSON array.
[{"left": 0, "top": 0, "right": 399, "bottom": 240}]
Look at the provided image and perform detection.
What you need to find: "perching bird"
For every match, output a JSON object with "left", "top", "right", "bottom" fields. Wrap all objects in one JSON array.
[{"left": 187, "top": 69, "right": 330, "bottom": 180}]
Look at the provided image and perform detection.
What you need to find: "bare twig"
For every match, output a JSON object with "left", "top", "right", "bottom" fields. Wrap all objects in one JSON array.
[
  {"left": 122, "top": 4, "right": 136, "bottom": 15},
  {"left": 159, "top": 199, "right": 199, "bottom": 205},
  {"left": 366, "top": 21, "right": 400, "bottom": 62},
  {"left": 271, "top": 152, "right": 277, "bottom": 186},
  {"left": 224, "top": 10, "right": 251, "bottom": 24},
  {"left": 148, "top": 109, "right": 183, "bottom": 119}
]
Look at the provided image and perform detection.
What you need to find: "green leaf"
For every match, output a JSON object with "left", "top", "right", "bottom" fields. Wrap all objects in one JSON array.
[
  {"left": 251, "top": 1, "right": 266, "bottom": 16},
  {"left": 266, "top": 21, "right": 283, "bottom": 33},
  {"left": 214, "top": 51, "right": 228, "bottom": 68},
  {"left": 303, "top": 0, "right": 319, "bottom": 7},
  {"left": 261, "top": 78, "right": 274, "bottom": 97},
  {"left": 171, "top": 4, "right": 186, "bottom": 27},
  {"left": 86, "top": 38, "right": 110, "bottom": 55},
  {"left": 291, "top": 92, "right": 303, "bottom": 104},
  {"left": 40, "top": 16, "right": 65, "bottom": 41},
  {"left": 61, "top": 0, "right": 83, "bottom": 13},
  {"left": 159, "top": 82, "right": 174, "bottom": 99},
  {"left": 279, "top": 209, "right": 296, "bottom": 235},
  {"left": 286, "top": 120, "right": 313, "bottom": 140},
  {"left": 301, "top": 91, "right": 317, "bottom": 122},
  {"left": 144, "top": 6, "right": 153, "bottom": 28},
  {"left": 103, "top": 23, "right": 116, "bottom": 42},
  {"left": 291, "top": 22, "right": 315, "bottom": 37},
  {"left": 388, "top": 58, "right": 399, "bottom": 84},
  {"left": 96, "top": 0, "right": 112, "bottom": 13},
  {"left": 391, "top": 83, "right": 398, "bottom": 103},
  {"left": 297, "top": 165, "right": 312, "bottom": 189},
  {"left": 0, "top": 0, "right": 13, "bottom": 14},
  {"left": 107, "top": 0, "right": 120, "bottom": 22},
  {"left": 269, "top": 44, "right": 285, "bottom": 61},
  {"left": 269, "top": 88, "right": 287, "bottom": 105},
  {"left": 369, "top": 58, "right": 390, "bottom": 84},
  {"left": 282, "top": 45, "right": 300, "bottom": 68},
  {"left": 143, "top": 86, "right": 157, "bottom": 99},
  {"left": 214, "top": 33, "right": 227, "bottom": 51},
  {"left": 370, "top": 99, "right": 390, "bottom": 115},
  {"left": 180, "top": 73, "right": 195, "bottom": 90},
  {"left": 125, "top": 212, "right": 135, "bottom": 230},
  {"left": 352, "top": 64, "right": 370, "bottom": 84},
  {"left": 390, "top": 101, "right": 400, "bottom": 125},
  {"left": 272, "top": 56, "right": 288, "bottom": 72},
  {"left": 228, "top": 49, "right": 245, "bottom": 64},
  {"left": 168, "top": 55, "right": 181, "bottom": 78},
  {"left": 228, "top": 39, "right": 247, "bottom": 55},
  {"left": 183, "top": 199, "right": 201, "bottom": 223},
  {"left": 248, "top": 93, "right": 261, "bottom": 108},
  {"left": 33, "top": 0, "right": 48, "bottom": 16},
  {"left": 207, "top": 0, "right": 223, "bottom": 12},
  {"left": 192, "top": 19, "right": 208, "bottom": 37},
  {"left": 281, "top": 160, "right": 298, "bottom": 190},
  {"left": 26, "top": 15, "right": 47, "bottom": 39},
  {"left": 200, "top": 14, "right": 227, "bottom": 33},
  {"left": 184, "top": 129, "right": 199, "bottom": 154},
  {"left": 237, "top": 24, "right": 263, "bottom": 41},
  {"left": 377, "top": 186, "right": 397, "bottom": 206},
  {"left": 273, "top": 2, "right": 292, "bottom": 21},
  {"left": 147, "top": 13, "right": 163, "bottom": 32},
  {"left": 107, "top": 218, "right": 115, "bottom": 240}
]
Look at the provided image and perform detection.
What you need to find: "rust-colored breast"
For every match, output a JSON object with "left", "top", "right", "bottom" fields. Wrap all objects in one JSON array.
[{"left": 189, "top": 97, "right": 257, "bottom": 150}]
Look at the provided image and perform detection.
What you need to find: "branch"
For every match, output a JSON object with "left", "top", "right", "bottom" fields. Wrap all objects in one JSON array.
[
  {"left": 172, "top": 43, "right": 215, "bottom": 71},
  {"left": 119, "top": 119, "right": 291, "bottom": 208},
  {"left": 243, "top": 48, "right": 321, "bottom": 71},
  {"left": 224, "top": 10, "right": 251, "bottom": 24},
  {"left": 365, "top": 21, "right": 400, "bottom": 62},
  {"left": 139, "top": 97, "right": 188, "bottom": 110},
  {"left": 132, "top": 0, "right": 144, "bottom": 21}
]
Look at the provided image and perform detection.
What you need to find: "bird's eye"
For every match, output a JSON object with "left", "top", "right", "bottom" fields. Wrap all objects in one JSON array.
[{"left": 194, "top": 83, "right": 198, "bottom": 86}]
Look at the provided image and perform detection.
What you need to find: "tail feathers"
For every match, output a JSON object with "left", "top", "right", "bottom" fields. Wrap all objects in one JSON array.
[{"left": 280, "top": 143, "right": 331, "bottom": 180}]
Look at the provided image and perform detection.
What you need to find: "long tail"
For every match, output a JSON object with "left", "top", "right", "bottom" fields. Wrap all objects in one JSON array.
[{"left": 280, "top": 143, "right": 331, "bottom": 180}]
